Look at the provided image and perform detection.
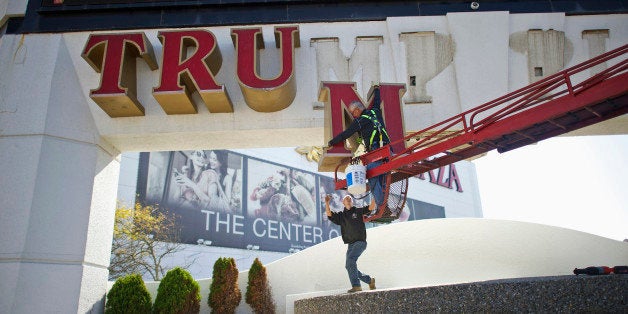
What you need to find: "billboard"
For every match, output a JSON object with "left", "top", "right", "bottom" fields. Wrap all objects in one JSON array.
[{"left": 137, "top": 150, "right": 445, "bottom": 253}]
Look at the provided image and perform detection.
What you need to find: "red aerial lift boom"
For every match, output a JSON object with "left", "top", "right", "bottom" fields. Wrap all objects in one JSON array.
[{"left": 334, "top": 44, "right": 628, "bottom": 222}]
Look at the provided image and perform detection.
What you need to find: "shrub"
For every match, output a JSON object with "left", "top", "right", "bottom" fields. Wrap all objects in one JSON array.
[
  {"left": 153, "top": 267, "right": 200, "bottom": 314},
  {"left": 246, "top": 258, "right": 276, "bottom": 314},
  {"left": 208, "top": 257, "right": 242, "bottom": 313},
  {"left": 105, "top": 273, "right": 152, "bottom": 314}
]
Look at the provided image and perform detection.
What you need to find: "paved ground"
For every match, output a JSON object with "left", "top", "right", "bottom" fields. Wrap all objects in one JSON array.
[{"left": 295, "top": 275, "right": 628, "bottom": 313}]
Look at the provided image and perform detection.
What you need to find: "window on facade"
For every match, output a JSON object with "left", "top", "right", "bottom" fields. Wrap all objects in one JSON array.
[{"left": 534, "top": 67, "right": 543, "bottom": 77}]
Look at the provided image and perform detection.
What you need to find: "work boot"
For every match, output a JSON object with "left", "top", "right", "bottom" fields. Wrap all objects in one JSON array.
[
  {"left": 347, "top": 286, "right": 362, "bottom": 293},
  {"left": 369, "top": 278, "right": 376, "bottom": 290}
]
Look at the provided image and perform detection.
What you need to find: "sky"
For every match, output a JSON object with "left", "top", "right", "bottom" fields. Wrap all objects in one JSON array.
[{"left": 472, "top": 134, "right": 628, "bottom": 241}]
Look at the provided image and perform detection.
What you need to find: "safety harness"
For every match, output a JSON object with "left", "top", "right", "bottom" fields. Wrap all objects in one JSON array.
[{"left": 360, "top": 109, "right": 389, "bottom": 150}]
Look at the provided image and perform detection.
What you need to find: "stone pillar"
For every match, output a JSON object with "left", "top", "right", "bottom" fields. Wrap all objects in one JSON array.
[{"left": 0, "top": 34, "right": 119, "bottom": 313}]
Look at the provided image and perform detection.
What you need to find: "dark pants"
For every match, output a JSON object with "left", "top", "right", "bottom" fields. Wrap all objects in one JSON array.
[
  {"left": 367, "top": 145, "right": 390, "bottom": 206},
  {"left": 345, "top": 241, "right": 371, "bottom": 287},
  {"left": 367, "top": 160, "right": 385, "bottom": 206}
]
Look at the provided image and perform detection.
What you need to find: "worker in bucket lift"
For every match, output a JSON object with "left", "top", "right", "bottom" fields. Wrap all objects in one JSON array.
[
  {"left": 325, "top": 194, "right": 377, "bottom": 293},
  {"left": 328, "top": 85, "right": 390, "bottom": 209}
]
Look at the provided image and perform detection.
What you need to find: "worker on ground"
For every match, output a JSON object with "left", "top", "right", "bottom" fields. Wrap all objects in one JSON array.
[
  {"left": 325, "top": 194, "right": 377, "bottom": 293},
  {"left": 328, "top": 85, "right": 390, "bottom": 209}
]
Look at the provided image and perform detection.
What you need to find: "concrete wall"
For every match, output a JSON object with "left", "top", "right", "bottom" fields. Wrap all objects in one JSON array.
[{"left": 0, "top": 31, "right": 121, "bottom": 313}]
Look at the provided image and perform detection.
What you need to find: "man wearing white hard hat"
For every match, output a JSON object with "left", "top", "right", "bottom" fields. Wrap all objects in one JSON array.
[{"left": 325, "top": 194, "right": 377, "bottom": 293}]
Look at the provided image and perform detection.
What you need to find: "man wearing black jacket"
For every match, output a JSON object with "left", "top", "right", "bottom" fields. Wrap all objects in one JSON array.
[
  {"left": 325, "top": 194, "right": 377, "bottom": 293},
  {"left": 327, "top": 86, "right": 389, "bottom": 209}
]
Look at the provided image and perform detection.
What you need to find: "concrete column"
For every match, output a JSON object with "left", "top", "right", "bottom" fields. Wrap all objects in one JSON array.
[{"left": 0, "top": 33, "right": 119, "bottom": 313}]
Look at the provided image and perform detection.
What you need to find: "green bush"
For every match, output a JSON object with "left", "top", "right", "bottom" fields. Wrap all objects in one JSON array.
[
  {"left": 208, "top": 257, "right": 242, "bottom": 313},
  {"left": 105, "top": 273, "right": 152, "bottom": 314},
  {"left": 153, "top": 267, "right": 200, "bottom": 314},
  {"left": 246, "top": 258, "right": 276, "bottom": 314}
]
